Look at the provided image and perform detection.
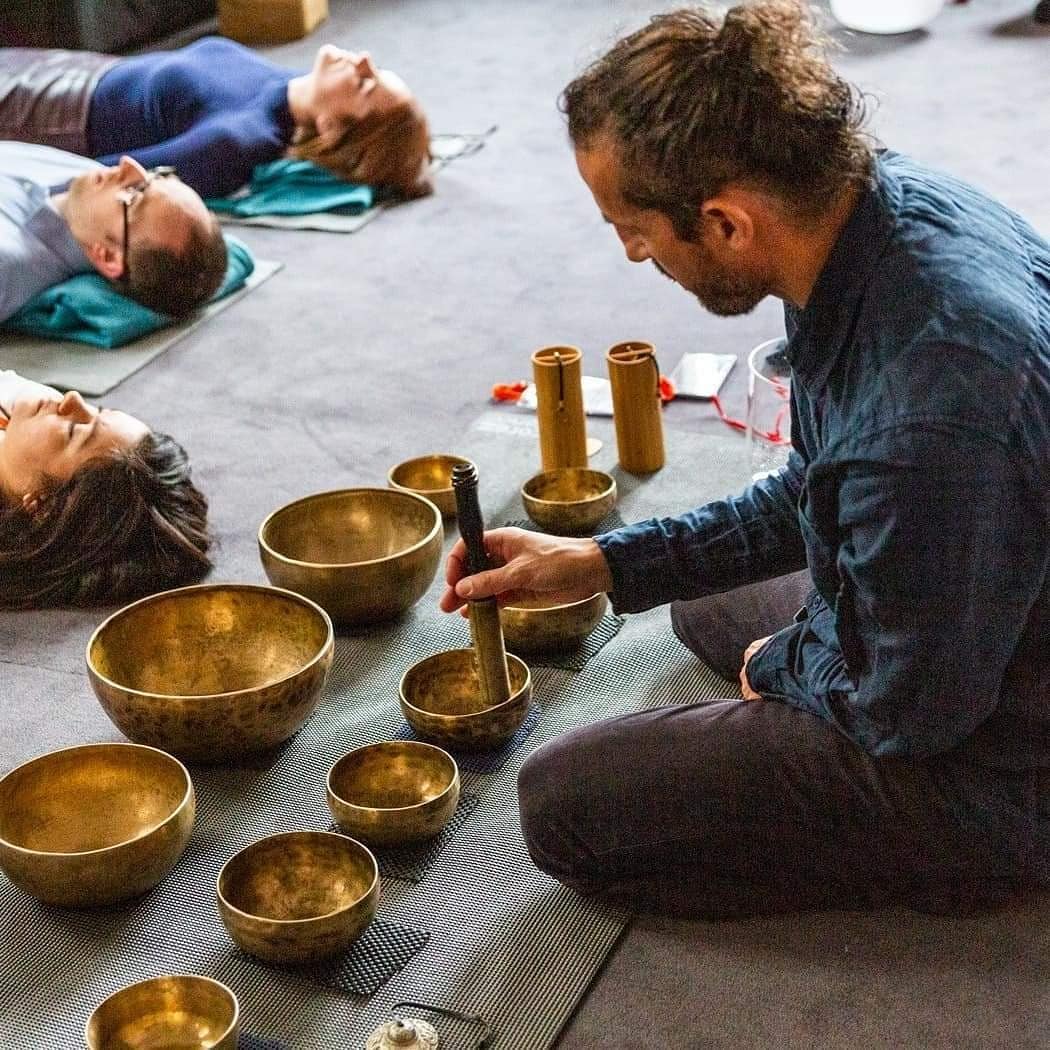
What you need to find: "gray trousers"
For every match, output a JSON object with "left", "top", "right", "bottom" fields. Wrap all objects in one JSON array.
[{"left": 518, "top": 573, "right": 1029, "bottom": 918}]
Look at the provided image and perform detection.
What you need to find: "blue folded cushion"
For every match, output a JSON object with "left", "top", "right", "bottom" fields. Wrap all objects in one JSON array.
[
  {"left": 206, "top": 159, "right": 375, "bottom": 217},
  {"left": 1, "top": 236, "right": 255, "bottom": 349}
]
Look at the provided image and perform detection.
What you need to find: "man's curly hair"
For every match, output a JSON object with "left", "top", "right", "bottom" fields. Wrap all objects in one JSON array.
[{"left": 561, "top": 1, "right": 873, "bottom": 237}]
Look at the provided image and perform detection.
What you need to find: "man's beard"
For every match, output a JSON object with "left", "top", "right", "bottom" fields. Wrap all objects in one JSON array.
[{"left": 652, "top": 255, "right": 767, "bottom": 317}]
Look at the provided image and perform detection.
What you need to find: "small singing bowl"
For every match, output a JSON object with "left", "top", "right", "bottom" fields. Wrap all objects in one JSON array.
[
  {"left": 521, "top": 468, "right": 617, "bottom": 534},
  {"left": 86, "top": 584, "right": 334, "bottom": 764},
  {"left": 388, "top": 454, "right": 474, "bottom": 519},
  {"left": 399, "top": 649, "right": 532, "bottom": 751},
  {"left": 85, "top": 974, "right": 239, "bottom": 1050},
  {"left": 500, "top": 592, "right": 608, "bottom": 653},
  {"left": 327, "top": 741, "right": 461, "bottom": 847},
  {"left": 217, "top": 831, "right": 379, "bottom": 965},
  {"left": 259, "top": 488, "right": 443, "bottom": 626},
  {"left": 0, "top": 743, "right": 194, "bottom": 908}
]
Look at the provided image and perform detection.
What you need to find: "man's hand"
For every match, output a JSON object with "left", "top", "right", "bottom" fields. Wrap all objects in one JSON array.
[
  {"left": 739, "top": 635, "right": 771, "bottom": 700},
  {"left": 439, "top": 527, "right": 613, "bottom": 614}
]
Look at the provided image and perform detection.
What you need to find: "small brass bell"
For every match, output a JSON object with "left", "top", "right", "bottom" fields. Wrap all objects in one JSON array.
[{"left": 365, "top": 1017, "right": 440, "bottom": 1050}]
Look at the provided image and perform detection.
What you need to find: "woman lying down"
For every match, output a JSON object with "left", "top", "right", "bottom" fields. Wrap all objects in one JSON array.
[
  {"left": 0, "top": 38, "right": 432, "bottom": 201},
  {"left": 0, "top": 370, "right": 210, "bottom": 609}
]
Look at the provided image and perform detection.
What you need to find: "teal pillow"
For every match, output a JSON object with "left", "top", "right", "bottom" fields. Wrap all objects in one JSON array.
[
  {"left": 206, "top": 159, "right": 375, "bottom": 217},
  {"left": 2, "top": 235, "right": 255, "bottom": 349}
]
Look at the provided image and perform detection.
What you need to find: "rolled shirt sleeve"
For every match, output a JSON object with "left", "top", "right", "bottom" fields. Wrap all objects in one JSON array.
[{"left": 595, "top": 449, "right": 809, "bottom": 614}]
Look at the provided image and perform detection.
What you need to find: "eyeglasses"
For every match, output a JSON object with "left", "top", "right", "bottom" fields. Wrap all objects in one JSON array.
[{"left": 115, "top": 166, "right": 178, "bottom": 284}]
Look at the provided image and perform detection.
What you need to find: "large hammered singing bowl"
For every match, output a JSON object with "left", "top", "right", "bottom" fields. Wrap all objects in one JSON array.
[
  {"left": 258, "top": 488, "right": 443, "bottom": 626},
  {"left": 400, "top": 649, "right": 532, "bottom": 750},
  {"left": 327, "top": 741, "right": 461, "bottom": 847},
  {"left": 217, "top": 831, "right": 379, "bottom": 965},
  {"left": 85, "top": 974, "right": 240, "bottom": 1050},
  {"left": 86, "top": 584, "right": 334, "bottom": 763},
  {"left": 0, "top": 743, "right": 194, "bottom": 907}
]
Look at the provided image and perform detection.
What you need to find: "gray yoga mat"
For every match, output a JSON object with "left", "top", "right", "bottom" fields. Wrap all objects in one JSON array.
[
  {"left": 0, "top": 259, "right": 283, "bottom": 397},
  {"left": 0, "top": 600, "right": 734, "bottom": 1049},
  {"left": 214, "top": 130, "right": 495, "bottom": 233}
]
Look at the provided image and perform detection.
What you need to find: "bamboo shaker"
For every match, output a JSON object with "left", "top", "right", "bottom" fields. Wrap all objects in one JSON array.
[
  {"left": 531, "top": 345, "right": 588, "bottom": 470},
  {"left": 606, "top": 340, "right": 665, "bottom": 473}
]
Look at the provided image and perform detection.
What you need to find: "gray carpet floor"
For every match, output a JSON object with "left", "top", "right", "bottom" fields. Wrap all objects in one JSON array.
[{"left": 2, "top": 0, "right": 1049, "bottom": 1047}]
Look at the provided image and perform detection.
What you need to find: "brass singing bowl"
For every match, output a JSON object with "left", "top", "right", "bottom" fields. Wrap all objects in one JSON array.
[
  {"left": 521, "top": 468, "right": 617, "bottom": 534},
  {"left": 217, "top": 831, "right": 379, "bottom": 965},
  {"left": 0, "top": 743, "right": 194, "bottom": 908},
  {"left": 85, "top": 974, "right": 239, "bottom": 1050},
  {"left": 400, "top": 649, "right": 532, "bottom": 750},
  {"left": 86, "top": 584, "right": 334, "bottom": 764},
  {"left": 500, "top": 592, "right": 608, "bottom": 653},
  {"left": 259, "top": 488, "right": 443, "bottom": 625},
  {"left": 327, "top": 741, "right": 461, "bottom": 847},
  {"left": 388, "top": 454, "right": 474, "bottom": 519}
]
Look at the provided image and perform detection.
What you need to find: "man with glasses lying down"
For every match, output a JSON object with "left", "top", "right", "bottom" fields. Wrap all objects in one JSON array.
[{"left": 0, "top": 141, "right": 227, "bottom": 323}]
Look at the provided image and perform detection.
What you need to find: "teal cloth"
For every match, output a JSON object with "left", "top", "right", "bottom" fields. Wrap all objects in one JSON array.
[
  {"left": 206, "top": 159, "right": 375, "bottom": 218},
  {"left": 1, "top": 236, "right": 255, "bottom": 349}
]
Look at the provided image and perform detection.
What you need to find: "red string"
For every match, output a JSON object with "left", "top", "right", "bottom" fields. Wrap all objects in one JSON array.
[{"left": 710, "top": 393, "right": 790, "bottom": 444}]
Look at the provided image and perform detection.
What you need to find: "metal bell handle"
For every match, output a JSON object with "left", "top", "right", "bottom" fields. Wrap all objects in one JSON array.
[{"left": 391, "top": 1001, "right": 493, "bottom": 1049}]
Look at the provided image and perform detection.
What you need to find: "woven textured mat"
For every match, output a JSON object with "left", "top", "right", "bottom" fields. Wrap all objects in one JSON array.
[
  {"left": 330, "top": 794, "right": 482, "bottom": 883},
  {"left": 231, "top": 920, "right": 430, "bottom": 997},
  {"left": 0, "top": 603, "right": 734, "bottom": 1049},
  {"left": 519, "top": 611, "right": 626, "bottom": 673},
  {"left": 241, "top": 1035, "right": 291, "bottom": 1050}
]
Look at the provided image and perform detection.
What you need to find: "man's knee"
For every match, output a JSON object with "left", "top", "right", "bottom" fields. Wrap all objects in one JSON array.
[
  {"left": 670, "top": 597, "right": 738, "bottom": 679},
  {"left": 518, "top": 731, "right": 602, "bottom": 891}
]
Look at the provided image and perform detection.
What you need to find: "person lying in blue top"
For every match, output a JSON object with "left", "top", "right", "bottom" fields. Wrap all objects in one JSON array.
[
  {"left": 0, "top": 38, "right": 433, "bottom": 202},
  {"left": 0, "top": 141, "right": 227, "bottom": 322}
]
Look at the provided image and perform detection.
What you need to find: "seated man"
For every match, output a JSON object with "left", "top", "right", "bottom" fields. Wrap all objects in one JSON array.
[
  {"left": 0, "top": 140, "right": 226, "bottom": 323},
  {"left": 442, "top": 0, "right": 1050, "bottom": 917}
]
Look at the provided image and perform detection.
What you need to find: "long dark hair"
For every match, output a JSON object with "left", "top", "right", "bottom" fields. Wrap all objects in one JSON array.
[
  {"left": 0, "top": 431, "right": 211, "bottom": 609},
  {"left": 561, "top": 1, "right": 872, "bottom": 237}
]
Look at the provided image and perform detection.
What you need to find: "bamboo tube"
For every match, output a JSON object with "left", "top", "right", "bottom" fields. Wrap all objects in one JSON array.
[
  {"left": 531, "top": 345, "right": 588, "bottom": 470},
  {"left": 606, "top": 340, "right": 666, "bottom": 473}
]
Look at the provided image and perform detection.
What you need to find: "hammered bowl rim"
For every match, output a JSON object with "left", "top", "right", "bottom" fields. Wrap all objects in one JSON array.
[
  {"left": 85, "top": 583, "right": 334, "bottom": 703},
  {"left": 326, "top": 741, "right": 460, "bottom": 815},
  {"left": 258, "top": 487, "right": 442, "bottom": 570},
  {"left": 520, "top": 468, "right": 617, "bottom": 508},
  {"left": 216, "top": 830, "right": 379, "bottom": 927},
  {"left": 398, "top": 649, "right": 532, "bottom": 722},
  {"left": 387, "top": 453, "right": 475, "bottom": 495},
  {"left": 0, "top": 742, "right": 193, "bottom": 860},
  {"left": 85, "top": 973, "right": 240, "bottom": 1048},
  {"left": 501, "top": 591, "right": 606, "bottom": 614}
]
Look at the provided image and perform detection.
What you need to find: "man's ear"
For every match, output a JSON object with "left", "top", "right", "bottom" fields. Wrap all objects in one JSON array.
[
  {"left": 85, "top": 240, "right": 125, "bottom": 281},
  {"left": 700, "top": 196, "right": 755, "bottom": 252}
]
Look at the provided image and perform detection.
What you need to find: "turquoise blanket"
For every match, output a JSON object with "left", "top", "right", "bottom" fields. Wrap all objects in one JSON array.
[
  {"left": 1, "top": 237, "right": 255, "bottom": 349},
  {"left": 206, "top": 159, "right": 375, "bottom": 218}
]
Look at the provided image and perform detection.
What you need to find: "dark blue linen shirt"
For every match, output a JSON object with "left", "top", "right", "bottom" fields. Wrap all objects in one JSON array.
[
  {"left": 86, "top": 37, "right": 297, "bottom": 199},
  {"left": 597, "top": 153, "right": 1049, "bottom": 776}
]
